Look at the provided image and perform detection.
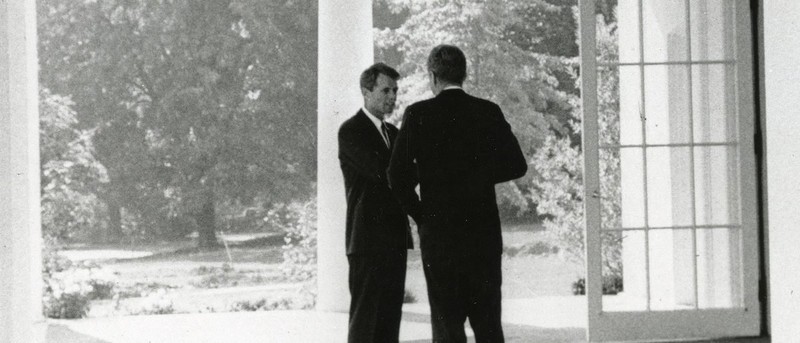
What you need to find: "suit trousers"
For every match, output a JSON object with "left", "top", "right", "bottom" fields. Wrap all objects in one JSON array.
[
  {"left": 347, "top": 250, "right": 408, "bottom": 343},
  {"left": 422, "top": 251, "right": 504, "bottom": 343}
]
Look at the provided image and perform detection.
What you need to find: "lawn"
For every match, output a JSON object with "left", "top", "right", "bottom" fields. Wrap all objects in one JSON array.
[
  {"left": 57, "top": 221, "right": 581, "bottom": 318},
  {"left": 403, "top": 222, "right": 582, "bottom": 305}
]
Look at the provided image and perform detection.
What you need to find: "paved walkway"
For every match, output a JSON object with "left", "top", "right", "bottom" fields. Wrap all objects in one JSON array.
[{"left": 47, "top": 297, "right": 768, "bottom": 343}]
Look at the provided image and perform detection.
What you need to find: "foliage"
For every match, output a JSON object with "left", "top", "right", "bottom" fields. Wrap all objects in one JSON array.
[
  {"left": 375, "top": 0, "right": 581, "bottom": 216},
  {"left": 37, "top": 0, "right": 318, "bottom": 246},
  {"left": 115, "top": 282, "right": 178, "bottom": 300},
  {"left": 503, "top": 240, "right": 559, "bottom": 257},
  {"left": 40, "top": 89, "right": 108, "bottom": 242},
  {"left": 126, "top": 290, "right": 176, "bottom": 315},
  {"left": 403, "top": 290, "right": 418, "bottom": 304},
  {"left": 190, "top": 263, "right": 271, "bottom": 289},
  {"left": 42, "top": 241, "right": 117, "bottom": 318},
  {"left": 229, "top": 291, "right": 316, "bottom": 311},
  {"left": 529, "top": 14, "right": 623, "bottom": 279},
  {"left": 273, "top": 200, "right": 317, "bottom": 283},
  {"left": 229, "top": 297, "right": 298, "bottom": 312},
  {"left": 571, "top": 275, "right": 624, "bottom": 295}
]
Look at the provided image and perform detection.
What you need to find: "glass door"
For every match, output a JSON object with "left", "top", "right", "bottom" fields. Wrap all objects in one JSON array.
[{"left": 579, "top": 0, "right": 761, "bottom": 341}]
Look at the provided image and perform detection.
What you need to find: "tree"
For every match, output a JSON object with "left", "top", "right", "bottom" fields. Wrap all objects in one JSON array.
[
  {"left": 38, "top": 0, "right": 318, "bottom": 247},
  {"left": 530, "top": 13, "right": 623, "bottom": 279},
  {"left": 375, "top": 0, "right": 577, "bottom": 216},
  {"left": 40, "top": 89, "right": 107, "bottom": 242}
]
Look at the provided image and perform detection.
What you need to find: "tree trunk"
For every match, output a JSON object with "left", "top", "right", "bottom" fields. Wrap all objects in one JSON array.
[
  {"left": 196, "top": 194, "right": 218, "bottom": 248},
  {"left": 107, "top": 198, "right": 123, "bottom": 243},
  {"left": 100, "top": 189, "right": 123, "bottom": 244}
]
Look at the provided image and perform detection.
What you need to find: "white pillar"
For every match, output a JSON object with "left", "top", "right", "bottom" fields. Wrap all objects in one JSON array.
[
  {"left": 0, "top": 0, "right": 46, "bottom": 342},
  {"left": 764, "top": 1, "right": 800, "bottom": 340},
  {"left": 317, "top": 0, "right": 373, "bottom": 312}
]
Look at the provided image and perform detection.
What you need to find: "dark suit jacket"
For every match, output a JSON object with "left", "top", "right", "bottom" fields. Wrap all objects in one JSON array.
[
  {"left": 338, "top": 110, "right": 414, "bottom": 255},
  {"left": 388, "top": 89, "right": 527, "bottom": 257}
]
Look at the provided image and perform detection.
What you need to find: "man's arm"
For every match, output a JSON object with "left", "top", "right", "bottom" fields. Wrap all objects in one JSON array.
[
  {"left": 338, "top": 126, "right": 385, "bottom": 183},
  {"left": 388, "top": 110, "right": 423, "bottom": 224},
  {"left": 490, "top": 106, "right": 528, "bottom": 184}
]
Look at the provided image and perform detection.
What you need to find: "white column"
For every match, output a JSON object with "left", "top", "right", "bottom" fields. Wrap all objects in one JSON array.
[
  {"left": 0, "top": 0, "right": 46, "bottom": 342},
  {"left": 764, "top": 0, "right": 800, "bottom": 340},
  {"left": 317, "top": 0, "right": 373, "bottom": 312}
]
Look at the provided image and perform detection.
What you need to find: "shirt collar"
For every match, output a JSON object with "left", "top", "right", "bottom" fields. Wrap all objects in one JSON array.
[
  {"left": 361, "top": 107, "right": 385, "bottom": 132},
  {"left": 443, "top": 85, "right": 463, "bottom": 91}
]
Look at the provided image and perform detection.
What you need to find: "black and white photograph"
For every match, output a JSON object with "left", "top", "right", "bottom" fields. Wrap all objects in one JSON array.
[{"left": 0, "top": 0, "right": 793, "bottom": 342}]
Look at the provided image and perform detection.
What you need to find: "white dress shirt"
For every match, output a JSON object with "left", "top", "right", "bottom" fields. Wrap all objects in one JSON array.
[{"left": 362, "top": 107, "right": 390, "bottom": 147}]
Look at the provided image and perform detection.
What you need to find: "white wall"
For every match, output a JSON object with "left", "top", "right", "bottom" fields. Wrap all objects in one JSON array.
[
  {"left": 764, "top": 1, "right": 800, "bottom": 341},
  {"left": 0, "top": 0, "right": 46, "bottom": 342}
]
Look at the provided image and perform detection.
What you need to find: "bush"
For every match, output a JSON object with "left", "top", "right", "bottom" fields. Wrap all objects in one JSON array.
[
  {"left": 229, "top": 297, "right": 295, "bottom": 312},
  {"left": 529, "top": 17, "right": 624, "bottom": 288},
  {"left": 42, "top": 263, "right": 117, "bottom": 318},
  {"left": 267, "top": 200, "right": 317, "bottom": 283},
  {"left": 39, "top": 89, "right": 107, "bottom": 242},
  {"left": 42, "top": 241, "right": 118, "bottom": 319},
  {"left": 127, "top": 290, "right": 176, "bottom": 315},
  {"left": 503, "top": 241, "right": 559, "bottom": 257},
  {"left": 571, "top": 276, "right": 624, "bottom": 296},
  {"left": 115, "top": 282, "right": 177, "bottom": 299},
  {"left": 403, "top": 290, "right": 417, "bottom": 304},
  {"left": 229, "top": 286, "right": 316, "bottom": 312},
  {"left": 268, "top": 200, "right": 319, "bottom": 308},
  {"left": 190, "top": 263, "right": 271, "bottom": 289},
  {"left": 43, "top": 291, "right": 92, "bottom": 319}
]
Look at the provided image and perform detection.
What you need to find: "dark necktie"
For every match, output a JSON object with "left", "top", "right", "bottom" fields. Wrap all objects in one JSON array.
[{"left": 380, "top": 122, "right": 390, "bottom": 148}]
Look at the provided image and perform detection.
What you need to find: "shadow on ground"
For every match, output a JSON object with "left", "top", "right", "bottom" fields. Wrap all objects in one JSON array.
[{"left": 401, "top": 311, "right": 585, "bottom": 343}]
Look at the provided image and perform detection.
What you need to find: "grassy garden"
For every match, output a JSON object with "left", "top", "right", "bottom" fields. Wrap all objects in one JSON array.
[{"left": 45, "top": 221, "right": 582, "bottom": 319}]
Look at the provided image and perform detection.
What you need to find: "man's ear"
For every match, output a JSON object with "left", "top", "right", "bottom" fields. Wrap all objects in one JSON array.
[{"left": 360, "top": 87, "right": 369, "bottom": 97}]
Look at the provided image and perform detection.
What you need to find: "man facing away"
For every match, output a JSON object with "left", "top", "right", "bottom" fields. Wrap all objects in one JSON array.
[
  {"left": 388, "top": 45, "right": 527, "bottom": 343},
  {"left": 338, "top": 62, "right": 414, "bottom": 343}
]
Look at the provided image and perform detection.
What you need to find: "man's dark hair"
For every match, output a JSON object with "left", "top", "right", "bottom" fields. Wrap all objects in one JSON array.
[
  {"left": 427, "top": 44, "right": 467, "bottom": 85},
  {"left": 360, "top": 62, "right": 400, "bottom": 91}
]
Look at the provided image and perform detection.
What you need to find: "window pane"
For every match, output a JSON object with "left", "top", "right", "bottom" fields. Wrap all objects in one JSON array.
[
  {"left": 690, "top": 0, "right": 735, "bottom": 61},
  {"left": 601, "top": 148, "right": 645, "bottom": 230},
  {"left": 695, "top": 146, "right": 741, "bottom": 226},
  {"left": 643, "top": 0, "right": 688, "bottom": 62},
  {"left": 599, "top": 66, "right": 643, "bottom": 146},
  {"left": 644, "top": 65, "right": 691, "bottom": 145},
  {"left": 603, "top": 230, "right": 647, "bottom": 312},
  {"left": 649, "top": 229, "right": 697, "bottom": 310},
  {"left": 646, "top": 147, "right": 693, "bottom": 228},
  {"left": 697, "top": 228, "right": 743, "bottom": 308},
  {"left": 600, "top": 0, "right": 640, "bottom": 63},
  {"left": 693, "top": 64, "right": 738, "bottom": 143}
]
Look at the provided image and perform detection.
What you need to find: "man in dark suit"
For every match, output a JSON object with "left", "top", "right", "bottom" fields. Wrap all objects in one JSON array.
[
  {"left": 338, "top": 62, "right": 414, "bottom": 343},
  {"left": 388, "top": 45, "right": 527, "bottom": 343}
]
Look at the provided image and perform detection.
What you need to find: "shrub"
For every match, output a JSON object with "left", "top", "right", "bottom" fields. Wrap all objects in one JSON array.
[
  {"left": 228, "top": 285, "right": 317, "bottom": 312},
  {"left": 529, "top": 17, "right": 624, "bottom": 287},
  {"left": 267, "top": 200, "right": 317, "bottom": 283},
  {"left": 39, "top": 89, "right": 107, "bottom": 242},
  {"left": 115, "top": 282, "right": 177, "bottom": 299},
  {"left": 43, "top": 290, "right": 92, "bottom": 319},
  {"left": 229, "top": 297, "right": 295, "bottom": 312},
  {"left": 42, "top": 241, "right": 118, "bottom": 319},
  {"left": 127, "top": 290, "right": 176, "bottom": 315},
  {"left": 269, "top": 200, "right": 319, "bottom": 308},
  {"left": 503, "top": 241, "right": 559, "bottom": 257},
  {"left": 43, "top": 264, "right": 117, "bottom": 319},
  {"left": 571, "top": 276, "right": 624, "bottom": 296},
  {"left": 403, "top": 290, "right": 417, "bottom": 304},
  {"left": 190, "top": 263, "right": 271, "bottom": 289}
]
